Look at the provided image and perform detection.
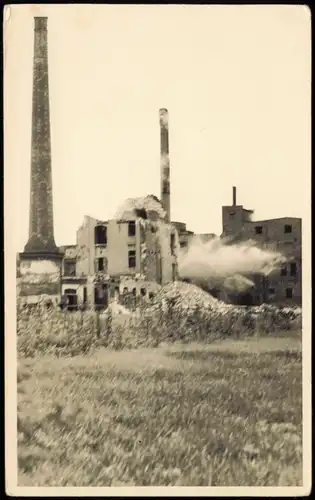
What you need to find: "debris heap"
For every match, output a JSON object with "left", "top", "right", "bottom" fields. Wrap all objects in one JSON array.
[
  {"left": 114, "top": 194, "right": 166, "bottom": 221},
  {"left": 150, "top": 280, "right": 231, "bottom": 315},
  {"left": 137, "top": 280, "right": 302, "bottom": 341}
]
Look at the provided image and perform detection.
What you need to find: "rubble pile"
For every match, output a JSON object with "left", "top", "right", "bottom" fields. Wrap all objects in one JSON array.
[
  {"left": 107, "top": 301, "right": 131, "bottom": 316},
  {"left": 17, "top": 283, "right": 302, "bottom": 358},
  {"left": 150, "top": 281, "right": 232, "bottom": 315},
  {"left": 114, "top": 194, "right": 166, "bottom": 220},
  {"left": 136, "top": 280, "right": 302, "bottom": 342}
]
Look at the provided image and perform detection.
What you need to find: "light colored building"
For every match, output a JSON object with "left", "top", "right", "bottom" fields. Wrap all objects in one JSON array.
[{"left": 60, "top": 196, "right": 179, "bottom": 310}]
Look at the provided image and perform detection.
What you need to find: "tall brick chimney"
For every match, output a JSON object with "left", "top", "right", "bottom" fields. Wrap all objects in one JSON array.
[
  {"left": 19, "top": 17, "right": 63, "bottom": 304},
  {"left": 159, "top": 108, "right": 171, "bottom": 222},
  {"left": 23, "top": 17, "right": 59, "bottom": 255}
]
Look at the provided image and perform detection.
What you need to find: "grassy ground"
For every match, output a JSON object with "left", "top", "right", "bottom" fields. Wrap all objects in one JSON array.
[{"left": 17, "top": 332, "right": 302, "bottom": 486}]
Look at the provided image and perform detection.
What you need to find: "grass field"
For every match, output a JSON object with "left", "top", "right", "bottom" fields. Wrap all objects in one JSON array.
[{"left": 17, "top": 332, "right": 302, "bottom": 487}]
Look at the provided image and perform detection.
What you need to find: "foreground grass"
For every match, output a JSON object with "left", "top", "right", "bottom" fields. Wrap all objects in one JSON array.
[{"left": 17, "top": 333, "right": 302, "bottom": 486}]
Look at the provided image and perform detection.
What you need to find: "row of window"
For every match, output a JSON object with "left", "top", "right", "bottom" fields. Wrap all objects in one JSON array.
[
  {"left": 94, "top": 221, "right": 136, "bottom": 245},
  {"left": 95, "top": 224, "right": 176, "bottom": 262},
  {"left": 255, "top": 224, "right": 293, "bottom": 235},
  {"left": 122, "top": 286, "right": 148, "bottom": 297},
  {"left": 65, "top": 256, "right": 297, "bottom": 282},
  {"left": 94, "top": 250, "right": 137, "bottom": 271},
  {"left": 63, "top": 285, "right": 153, "bottom": 300},
  {"left": 64, "top": 251, "right": 137, "bottom": 276}
]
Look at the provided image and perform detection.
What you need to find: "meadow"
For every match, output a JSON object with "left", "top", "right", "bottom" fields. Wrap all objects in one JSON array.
[{"left": 17, "top": 331, "right": 302, "bottom": 487}]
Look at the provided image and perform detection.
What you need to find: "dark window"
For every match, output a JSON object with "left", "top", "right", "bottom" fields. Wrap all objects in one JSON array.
[
  {"left": 135, "top": 208, "right": 147, "bottom": 219},
  {"left": 170, "top": 234, "right": 176, "bottom": 255},
  {"left": 286, "top": 288, "right": 293, "bottom": 298},
  {"left": 128, "top": 250, "right": 136, "bottom": 268},
  {"left": 284, "top": 225, "right": 292, "bottom": 234},
  {"left": 255, "top": 226, "right": 263, "bottom": 235},
  {"left": 83, "top": 287, "right": 87, "bottom": 304},
  {"left": 95, "top": 225, "right": 107, "bottom": 245},
  {"left": 94, "top": 284, "right": 108, "bottom": 308},
  {"left": 268, "top": 288, "right": 275, "bottom": 294},
  {"left": 290, "top": 262, "right": 297, "bottom": 276},
  {"left": 128, "top": 221, "right": 136, "bottom": 237},
  {"left": 140, "top": 287, "right": 146, "bottom": 297},
  {"left": 64, "top": 289, "right": 78, "bottom": 311},
  {"left": 64, "top": 259, "right": 76, "bottom": 276},
  {"left": 123, "top": 287, "right": 128, "bottom": 294},
  {"left": 280, "top": 265, "right": 287, "bottom": 276},
  {"left": 149, "top": 292, "right": 154, "bottom": 300},
  {"left": 95, "top": 257, "right": 108, "bottom": 273},
  {"left": 132, "top": 288, "right": 136, "bottom": 296}
]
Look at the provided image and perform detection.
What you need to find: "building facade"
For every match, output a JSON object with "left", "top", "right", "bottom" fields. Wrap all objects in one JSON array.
[
  {"left": 17, "top": 16, "right": 179, "bottom": 310},
  {"left": 221, "top": 187, "right": 302, "bottom": 306},
  {"left": 59, "top": 200, "right": 179, "bottom": 310}
]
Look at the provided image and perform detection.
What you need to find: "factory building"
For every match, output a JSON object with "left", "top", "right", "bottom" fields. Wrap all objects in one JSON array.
[
  {"left": 221, "top": 187, "right": 302, "bottom": 306},
  {"left": 16, "top": 17, "right": 179, "bottom": 309},
  {"left": 17, "top": 17, "right": 302, "bottom": 310},
  {"left": 60, "top": 199, "right": 178, "bottom": 310},
  {"left": 58, "top": 106, "right": 179, "bottom": 310}
]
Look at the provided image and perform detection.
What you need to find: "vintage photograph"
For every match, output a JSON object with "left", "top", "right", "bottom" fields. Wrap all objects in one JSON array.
[{"left": 5, "top": 4, "right": 311, "bottom": 494}]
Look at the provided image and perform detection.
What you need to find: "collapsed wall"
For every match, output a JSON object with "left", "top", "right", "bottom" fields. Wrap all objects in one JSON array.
[{"left": 113, "top": 194, "right": 179, "bottom": 304}]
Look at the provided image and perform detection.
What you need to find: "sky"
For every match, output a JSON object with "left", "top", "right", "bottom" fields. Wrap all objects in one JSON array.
[{"left": 4, "top": 4, "right": 311, "bottom": 251}]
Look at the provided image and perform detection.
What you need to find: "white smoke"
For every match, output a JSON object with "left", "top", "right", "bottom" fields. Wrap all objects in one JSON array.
[{"left": 178, "top": 235, "right": 287, "bottom": 292}]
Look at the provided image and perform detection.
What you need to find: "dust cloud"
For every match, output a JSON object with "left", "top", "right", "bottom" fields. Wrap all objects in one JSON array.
[{"left": 178, "top": 235, "right": 287, "bottom": 292}]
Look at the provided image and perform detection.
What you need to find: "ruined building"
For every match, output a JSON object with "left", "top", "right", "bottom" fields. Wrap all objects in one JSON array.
[
  {"left": 17, "top": 18, "right": 179, "bottom": 309},
  {"left": 59, "top": 109, "right": 179, "bottom": 310},
  {"left": 17, "top": 17, "right": 302, "bottom": 310},
  {"left": 60, "top": 194, "right": 179, "bottom": 310},
  {"left": 221, "top": 186, "right": 302, "bottom": 306}
]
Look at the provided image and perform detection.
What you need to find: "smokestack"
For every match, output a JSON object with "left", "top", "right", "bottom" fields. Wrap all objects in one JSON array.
[
  {"left": 160, "top": 108, "right": 170, "bottom": 222},
  {"left": 233, "top": 186, "right": 237, "bottom": 206},
  {"left": 23, "top": 17, "right": 60, "bottom": 255},
  {"left": 19, "top": 16, "right": 63, "bottom": 304}
]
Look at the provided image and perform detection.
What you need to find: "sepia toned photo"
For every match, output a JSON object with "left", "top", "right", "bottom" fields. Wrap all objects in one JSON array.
[{"left": 5, "top": 4, "right": 311, "bottom": 496}]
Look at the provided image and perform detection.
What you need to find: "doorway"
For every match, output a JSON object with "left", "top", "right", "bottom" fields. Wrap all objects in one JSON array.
[{"left": 94, "top": 284, "right": 108, "bottom": 310}]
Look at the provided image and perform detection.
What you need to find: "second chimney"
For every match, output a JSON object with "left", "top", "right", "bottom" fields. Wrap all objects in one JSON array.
[
  {"left": 232, "top": 186, "right": 237, "bottom": 206},
  {"left": 160, "top": 108, "right": 170, "bottom": 222}
]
